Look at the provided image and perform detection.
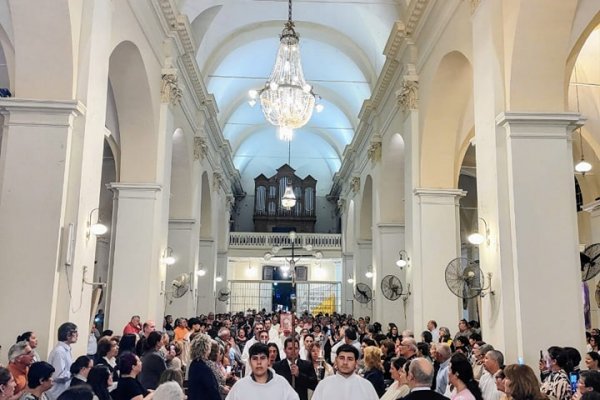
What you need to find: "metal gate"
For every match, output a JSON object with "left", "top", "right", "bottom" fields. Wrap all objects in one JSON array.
[{"left": 229, "top": 280, "right": 341, "bottom": 314}]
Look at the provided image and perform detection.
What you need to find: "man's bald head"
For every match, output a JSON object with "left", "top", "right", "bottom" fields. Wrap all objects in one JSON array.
[{"left": 409, "top": 358, "right": 434, "bottom": 388}]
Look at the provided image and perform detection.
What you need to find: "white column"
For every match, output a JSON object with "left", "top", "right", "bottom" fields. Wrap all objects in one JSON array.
[
  {"left": 583, "top": 200, "right": 600, "bottom": 329},
  {"left": 483, "top": 112, "right": 584, "bottom": 366},
  {"left": 342, "top": 253, "right": 355, "bottom": 315},
  {"left": 197, "top": 239, "right": 216, "bottom": 315},
  {"left": 106, "top": 183, "right": 165, "bottom": 330},
  {"left": 411, "top": 189, "right": 465, "bottom": 333},
  {"left": 215, "top": 252, "right": 229, "bottom": 314},
  {"left": 373, "top": 224, "right": 406, "bottom": 329},
  {"left": 165, "top": 219, "right": 198, "bottom": 319},
  {"left": 354, "top": 240, "right": 373, "bottom": 319}
]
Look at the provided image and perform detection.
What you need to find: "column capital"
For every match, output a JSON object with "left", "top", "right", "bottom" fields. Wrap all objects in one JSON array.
[
  {"left": 414, "top": 188, "right": 466, "bottom": 205},
  {"left": 168, "top": 219, "right": 197, "bottom": 229},
  {"left": 107, "top": 183, "right": 162, "bottom": 199},
  {"left": 496, "top": 112, "right": 583, "bottom": 139},
  {"left": 0, "top": 98, "right": 86, "bottom": 125},
  {"left": 583, "top": 200, "right": 600, "bottom": 214},
  {"left": 375, "top": 223, "right": 405, "bottom": 233}
]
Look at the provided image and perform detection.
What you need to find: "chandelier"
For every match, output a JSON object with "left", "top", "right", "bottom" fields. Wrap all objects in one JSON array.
[
  {"left": 248, "top": 0, "right": 323, "bottom": 141},
  {"left": 281, "top": 141, "right": 297, "bottom": 209}
]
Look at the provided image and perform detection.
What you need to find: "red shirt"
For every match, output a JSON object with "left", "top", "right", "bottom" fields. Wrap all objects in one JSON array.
[{"left": 123, "top": 322, "right": 141, "bottom": 335}]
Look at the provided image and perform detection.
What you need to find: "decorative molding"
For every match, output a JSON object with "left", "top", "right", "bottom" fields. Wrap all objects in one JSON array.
[
  {"left": 406, "top": 0, "right": 430, "bottom": 35},
  {"left": 193, "top": 136, "right": 208, "bottom": 161},
  {"left": 226, "top": 194, "right": 235, "bottom": 209},
  {"left": 337, "top": 198, "right": 346, "bottom": 213},
  {"left": 469, "top": 0, "right": 481, "bottom": 13},
  {"left": 367, "top": 141, "right": 382, "bottom": 163},
  {"left": 396, "top": 78, "right": 419, "bottom": 111},
  {"left": 160, "top": 69, "right": 183, "bottom": 105},
  {"left": 351, "top": 177, "right": 361, "bottom": 193},
  {"left": 213, "top": 172, "right": 224, "bottom": 192}
]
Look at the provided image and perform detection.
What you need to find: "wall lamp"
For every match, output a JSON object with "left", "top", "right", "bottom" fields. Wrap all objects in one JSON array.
[
  {"left": 215, "top": 275, "right": 223, "bottom": 282},
  {"left": 196, "top": 265, "right": 207, "bottom": 277},
  {"left": 468, "top": 217, "right": 490, "bottom": 246},
  {"left": 365, "top": 267, "right": 374, "bottom": 279},
  {"left": 87, "top": 208, "right": 108, "bottom": 239},
  {"left": 347, "top": 275, "right": 355, "bottom": 284},
  {"left": 161, "top": 247, "right": 176, "bottom": 265},
  {"left": 396, "top": 250, "right": 410, "bottom": 268}
]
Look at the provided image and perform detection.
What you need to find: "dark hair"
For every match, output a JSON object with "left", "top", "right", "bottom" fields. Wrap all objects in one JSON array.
[
  {"left": 87, "top": 365, "right": 111, "bottom": 400},
  {"left": 0, "top": 367, "right": 11, "bottom": 386},
  {"left": 454, "top": 336, "right": 469, "bottom": 347},
  {"left": 417, "top": 342, "right": 430, "bottom": 358},
  {"left": 581, "top": 370, "right": 600, "bottom": 392},
  {"left": 70, "top": 355, "right": 92, "bottom": 375},
  {"left": 362, "top": 338, "right": 376, "bottom": 347},
  {"left": 336, "top": 344, "right": 359, "bottom": 359},
  {"left": 57, "top": 322, "right": 78, "bottom": 342},
  {"left": 450, "top": 353, "right": 483, "bottom": 400},
  {"left": 469, "top": 332, "right": 482, "bottom": 342},
  {"left": 564, "top": 347, "right": 582, "bottom": 373},
  {"left": 101, "top": 330, "right": 113, "bottom": 337},
  {"left": 421, "top": 331, "right": 433, "bottom": 344},
  {"left": 345, "top": 328, "right": 357, "bottom": 341},
  {"left": 145, "top": 331, "right": 163, "bottom": 351},
  {"left": 588, "top": 351, "right": 600, "bottom": 365},
  {"left": 117, "top": 352, "right": 139, "bottom": 375},
  {"left": 283, "top": 337, "right": 299, "bottom": 349},
  {"left": 96, "top": 338, "right": 113, "bottom": 358},
  {"left": 248, "top": 342, "right": 269, "bottom": 358},
  {"left": 391, "top": 357, "right": 408, "bottom": 371},
  {"left": 267, "top": 343, "right": 281, "bottom": 362},
  {"left": 27, "top": 361, "right": 55, "bottom": 389},
  {"left": 119, "top": 334, "right": 137, "bottom": 355},
  {"left": 548, "top": 347, "right": 570, "bottom": 371},
  {"left": 57, "top": 385, "right": 94, "bottom": 400},
  {"left": 16, "top": 331, "right": 33, "bottom": 343},
  {"left": 381, "top": 339, "right": 395, "bottom": 355},
  {"left": 582, "top": 392, "right": 600, "bottom": 400}
]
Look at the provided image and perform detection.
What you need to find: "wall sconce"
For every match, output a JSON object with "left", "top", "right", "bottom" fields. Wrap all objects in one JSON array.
[
  {"left": 87, "top": 208, "right": 108, "bottom": 239},
  {"left": 396, "top": 250, "right": 410, "bottom": 268},
  {"left": 365, "top": 267, "right": 374, "bottom": 279},
  {"left": 347, "top": 275, "right": 354, "bottom": 284},
  {"left": 161, "top": 247, "right": 176, "bottom": 265},
  {"left": 468, "top": 217, "right": 490, "bottom": 246},
  {"left": 196, "top": 266, "right": 207, "bottom": 277},
  {"left": 215, "top": 275, "right": 223, "bottom": 282}
]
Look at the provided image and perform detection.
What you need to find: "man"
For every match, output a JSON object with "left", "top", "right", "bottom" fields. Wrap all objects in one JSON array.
[
  {"left": 136, "top": 320, "right": 156, "bottom": 355},
  {"left": 434, "top": 343, "right": 451, "bottom": 395},
  {"left": 312, "top": 344, "right": 378, "bottom": 400},
  {"left": 479, "top": 350, "right": 503, "bottom": 400},
  {"left": 265, "top": 319, "right": 279, "bottom": 342},
  {"left": 241, "top": 322, "right": 264, "bottom": 363},
  {"left": 46, "top": 322, "right": 78, "bottom": 400},
  {"left": 427, "top": 320, "right": 439, "bottom": 343},
  {"left": 473, "top": 343, "right": 494, "bottom": 381},
  {"left": 226, "top": 342, "right": 299, "bottom": 400},
  {"left": 402, "top": 357, "right": 448, "bottom": 400},
  {"left": 330, "top": 325, "right": 347, "bottom": 363},
  {"left": 273, "top": 338, "right": 318, "bottom": 400},
  {"left": 399, "top": 337, "right": 418, "bottom": 360},
  {"left": 7, "top": 341, "right": 34, "bottom": 394},
  {"left": 123, "top": 315, "right": 141, "bottom": 335},
  {"left": 343, "top": 328, "right": 361, "bottom": 355}
]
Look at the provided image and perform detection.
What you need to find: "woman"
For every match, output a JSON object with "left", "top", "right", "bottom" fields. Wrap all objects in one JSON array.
[
  {"left": 0, "top": 367, "right": 17, "bottom": 400},
  {"left": 112, "top": 352, "right": 152, "bottom": 400},
  {"left": 448, "top": 353, "right": 483, "bottom": 400},
  {"left": 188, "top": 334, "right": 220, "bottom": 400},
  {"left": 586, "top": 352, "right": 600, "bottom": 371},
  {"left": 87, "top": 365, "right": 113, "bottom": 400},
  {"left": 166, "top": 341, "right": 183, "bottom": 372},
  {"left": 267, "top": 343, "right": 281, "bottom": 367},
  {"left": 20, "top": 361, "right": 55, "bottom": 400},
  {"left": 139, "top": 332, "right": 167, "bottom": 392},
  {"left": 494, "top": 370, "right": 509, "bottom": 400},
  {"left": 96, "top": 337, "right": 119, "bottom": 382},
  {"left": 362, "top": 346, "right": 385, "bottom": 397},
  {"left": 421, "top": 331, "right": 433, "bottom": 345},
  {"left": 69, "top": 356, "right": 93, "bottom": 387},
  {"left": 235, "top": 328, "right": 248, "bottom": 353},
  {"left": 381, "top": 357, "right": 410, "bottom": 400},
  {"left": 439, "top": 327, "right": 452, "bottom": 345},
  {"left": 387, "top": 325, "right": 400, "bottom": 342},
  {"left": 206, "top": 341, "right": 230, "bottom": 400},
  {"left": 118, "top": 335, "right": 137, "bottom": 356},
  {"left": 590, "top": 336, "right": 600, "bottom": 353},
  {"left": 16, "top": 333, "right": 41, "bottom": 363},
  {"left": 307, "top": 343, "right": 334, "bottom": 381},
  {"left": 454, "top": 320, "right": 472, "bottom": 342},
  {"left": 504, "top": 364, "right": 548, "bottom": 400},
  {"left": 572, "top": 370, "right": 600, "bottom": 400},
  {"left": 56, "top": 386, "right": 94, "bottom": 400},
  {"left": 540, "top": 347, "right": 572, "bottom": 400}
]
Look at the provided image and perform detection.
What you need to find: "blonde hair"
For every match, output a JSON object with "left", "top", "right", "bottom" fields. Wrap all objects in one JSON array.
[
  {"left": 190, "top": 333, "right": 212, "bottom": 361},
  {"left": 364, "top": 346, "right": 383, "bottom": 372}
]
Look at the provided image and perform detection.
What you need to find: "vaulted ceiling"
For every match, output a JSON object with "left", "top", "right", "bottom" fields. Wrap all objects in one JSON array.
[{"left": 179, "top": 0, "right": 403, "bottom": 195}]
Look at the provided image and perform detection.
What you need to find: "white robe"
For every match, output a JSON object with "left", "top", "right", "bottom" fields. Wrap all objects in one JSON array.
[
  {"left": 226, "top": 373, "right": 299, "bottom": 400},
  {"left": 312, "top": 373, "right": 379, "bottom": 400}
]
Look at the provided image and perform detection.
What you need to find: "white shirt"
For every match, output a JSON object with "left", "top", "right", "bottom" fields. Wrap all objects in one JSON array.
[
  {"left": 436, "top": 359, "right": 450, "bottom": 395},
  {"left": 479, "top": 370, "right": 501, "bottom": 400},
  {"left": 226, "top": 372, "right": 299, "bottom": 400},
  {"left": 312, "top": 373, "right": 379, "bottom": 400},
  {"left": 46, "top": 342, "right": 73, "bottom": 400},
  {"left": 430, "top": 328, "right": 440, "bottom": 343}
]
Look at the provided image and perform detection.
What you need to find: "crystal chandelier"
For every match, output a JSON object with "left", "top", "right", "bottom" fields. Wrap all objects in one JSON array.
[{"left": 248, "top": 0, "right": 323, "bottom": 140}]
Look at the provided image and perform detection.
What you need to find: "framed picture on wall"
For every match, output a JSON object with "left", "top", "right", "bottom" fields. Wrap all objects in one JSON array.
[
  {"left": 263, "top": 266, "right": 274, "bottom": 280},
  {"left": 296, "top": 266, "right": 307, "bottom": 281}
]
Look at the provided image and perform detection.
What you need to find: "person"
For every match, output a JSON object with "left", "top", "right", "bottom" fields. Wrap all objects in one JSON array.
[
  {"left": 153, "top": 381, "right": 184, "bottom": 400},
  {"left": 111, "top": 352, "right": 152, "bottom": 400},
  {"left": 362, "top": 346, "right": 385, "bottom": 397},
  {"left": 479, "top": 350, "right": 503, "bottom": 400},
  {"left": 139, "top": 332, "right": 167, "bottom": 391},
  {"left": 166, "top": 341, "right": 183, "bottom": 372},
  {"left": 399, "top": 338, "right": 418, "bottom": 361},
  {"left": 586, "top": 352, "right": 600, "bottom": 371},
  {"left": 56, "top": 385, "right": 94, "bottom": 400},
  {"left": 20, "top": 361, "right": 55, "bottom": 400},
  {"left": 401, "top": 358, "right": 448, "bottom": 400},
  {"left": 68, "top": 356, "right": 93, "bottom": 387},
  {"left": 503, "top": 364, "right": 548, "bottom": 400},
  {"left": 95, "top": 337, "right": 119, "bottom": 382},
  {"left": 236, "top": 327, "right": 248, "bottom": 353},
  {"left": 448, "top": 353, "right": 483, "bottom": 400},
  {"left": 494, "top": 369, "right": 508, "bottom": 400},
  {"left": 118, "top": 335, "right": 138, "bottom": 356},
  {"left": 135, "top": 321, "right": 156, "bottom": 356},
  {"left": 46, "top": 322, "right": 78, "bottom": 400},
  {"left": 188, "top": 333, "right": 220, "bottom": 400},
  {"left": 573, "top": 370, "right": 600, "bottom": 400},
  {"left": 225, "top": 342, "right": 299, "bottom": 400},
  {"left": 163, "top": 316, "right": 174, "bottom": 338},
  {"left": 173, "top": 319, "right": 189, "bottom": 342},
  {"left": 87, "top": 365, "right": 112, "bottom": 400},
  {"left": 307, "top": 343, "right": 334, "bottom": 381},
  {"left": 387, "top": 324, "right": 400, "bottom": 342},
  {"left": 7, "top": 341, "right": 34, "bottom": 393},
  {"left": 427, "top": 321, "right": 440, "bottom": 343},
  {"left": 380, "top": 357, "right": 410, "bottom": 400},
  {"left": 123, "top": 316, "right": 142, "bottom": 336},
  {"left": 540, "top": 347, "right": 572, "bottom": 400},
  {"left": 157, "top": 369, "right": 183, "bottom": 388},
  {"left": 454, "top": 320, "right": 472, "bottom": 342},
  {"left": 206, "top": 341, "right": 231, "bottom": 400},
  {"left": 273, "top": 337, "right": 318, "bottom": 400},
  {"left": 435, "top": 343, "right": 451, "bottom": 394},
  {"left": 0, "top": 367, "right": 17, "bottom": 400},
  {"left": 311, "top": 344, "right": 379, "bottom": 400},
  {"left": 268, "top": 343, "right": 281, "bottom": 367},
  {"left": 16, "top": 333, "right": 41, "bottom": 363}
]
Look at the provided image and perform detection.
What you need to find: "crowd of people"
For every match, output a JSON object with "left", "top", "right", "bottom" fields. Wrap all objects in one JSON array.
[{"left": 0, "top": 311, "right": 598, "bottom": 400}]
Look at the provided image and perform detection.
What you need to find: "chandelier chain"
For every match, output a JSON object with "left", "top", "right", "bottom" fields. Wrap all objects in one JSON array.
[
  {"left": 574, "top": 64, "right": 585, "bottom": 161},
  {"left": 288, "top": 0, "right": 293, "bottom": 23}
]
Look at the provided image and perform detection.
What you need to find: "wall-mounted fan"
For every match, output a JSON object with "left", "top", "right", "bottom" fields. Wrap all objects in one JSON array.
[
  {"left": 581, "top": 244, "right": 600, "bottom": 281},
  {"left": 354, "top": 283, "right": 372, "bottom": 304},
  {"left": 445, "top": 258, "right": 490, "bottom": 300},
  {"left": 381, "top": 275, "right": 409, "bottom": 301},
  {"left": 171, "top": 273, "right": 190, "bottom": 298},
  {"left": 218, "top": 287, "right": 231, "bottom": 302}
]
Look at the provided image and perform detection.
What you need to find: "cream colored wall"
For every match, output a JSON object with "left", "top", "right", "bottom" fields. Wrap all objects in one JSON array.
[{"left": 228, "top": 258, "right": 340, "bottom": 282}]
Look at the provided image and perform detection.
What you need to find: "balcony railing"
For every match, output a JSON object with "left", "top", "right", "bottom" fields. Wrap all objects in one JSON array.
[{"left": 229, "top": 232, "right": 342, "bottom": 250}]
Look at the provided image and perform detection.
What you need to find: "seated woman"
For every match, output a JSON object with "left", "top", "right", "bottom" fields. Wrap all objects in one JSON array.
[
  {"left": 19, "top": 362, "right": 55, "bottom": 400},
  {"left": 87, "top": 365, "right": 113, "bottom": 400},
  {"left": 111, "top": 352, "right": 152, "bottom": 400},
  {"left": 587, "top": 352, "right": 600, "bottom": 371},
  {"left": 504, "top": 364, "right": 549, "bottom": 400},
  {"left": 57, "top": 385, "right": 94, "bottom": 400},
  {"left": 448, "top": 353, "right": 483, "bottom": 400},
  {"left": 69, "top": 356, "right": 93, "bottom": 387},
  {"left": 95, "top": 337, "right": 120, "bottom": 382},
  {"left": 540, "top": 347, "right": 572, "bottom": 400},
  {"left": 380, "top": 357, "right": 410, "bottom": 400},
  {"left": 0, "top": 367, "right": 17, "bottom": 400},
  {"left": 362, "top": 346, "right": 385, "bottom": 398}
]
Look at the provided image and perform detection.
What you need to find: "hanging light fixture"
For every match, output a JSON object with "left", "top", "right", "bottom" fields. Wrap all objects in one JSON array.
[
  {"left": 247, "top": 0, "right": 323, "bottom": 140},
  {"left": 281, "top": 141, "right": 297, "bottom": 209},
  {"left": 573, "top": 64, "right": 592, "bottom": 174}
]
